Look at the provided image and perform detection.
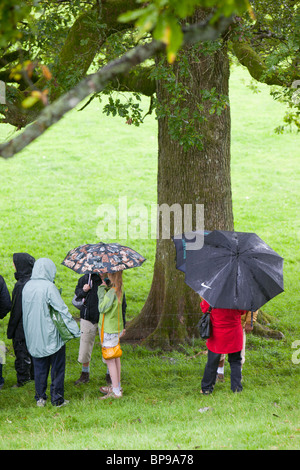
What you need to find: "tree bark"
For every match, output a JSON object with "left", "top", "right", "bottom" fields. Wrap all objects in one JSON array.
[
  {"left": 253, "top": 310, "right": 284, "bottom": 340},
  {"left": 124, "top": 14, "right": 234, "bottom": 349}
]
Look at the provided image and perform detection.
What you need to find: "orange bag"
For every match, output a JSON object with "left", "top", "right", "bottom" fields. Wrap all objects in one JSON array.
[{"left": 101, "top": 301, "right": 122, "bottom": 360}]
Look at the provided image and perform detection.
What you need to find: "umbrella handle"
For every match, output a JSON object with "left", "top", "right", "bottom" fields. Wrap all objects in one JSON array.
[{"left": 251, "top": 311, "right": 253, "bottom": 328}]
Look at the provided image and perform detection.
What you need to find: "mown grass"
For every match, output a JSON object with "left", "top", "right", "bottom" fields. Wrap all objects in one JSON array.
[{"left": 0, "top": 65, "right": 299, "bottom": 450}]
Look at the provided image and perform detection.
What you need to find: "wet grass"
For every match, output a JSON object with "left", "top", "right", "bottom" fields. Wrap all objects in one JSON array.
[{"left": 0, "top": 65, "right": 299, "bottom": 450}]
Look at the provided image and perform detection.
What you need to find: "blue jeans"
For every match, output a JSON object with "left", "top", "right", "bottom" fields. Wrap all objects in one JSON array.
[{"left": 32, "top": 345, "right": 66, "bottom": 406}]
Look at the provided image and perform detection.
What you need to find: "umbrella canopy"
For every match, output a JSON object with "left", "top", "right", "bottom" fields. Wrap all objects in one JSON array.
[
  {"left": 172, "top": 230, "right": 211, "bottom": 272},
  {"left": 62, "top": 242, "right": 146, "bottom": 274},
  {"left": 183, "top": 230, "right": 284, "bottom": 311}
]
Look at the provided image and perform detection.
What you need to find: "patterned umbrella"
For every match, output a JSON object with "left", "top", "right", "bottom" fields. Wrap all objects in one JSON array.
[{"left": 62, "top": 242, "right": 146, "bottom": 274}]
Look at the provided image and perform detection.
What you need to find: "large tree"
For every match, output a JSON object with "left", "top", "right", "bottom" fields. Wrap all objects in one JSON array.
[
  {"left": 0, "top": 0, "right": 298, "bottom": 347},
  {"left": 124, "top": 17, "right": 234, "bottom": 348},
  {"left": 122, "top": 1, "right": 299, "bottom": 347}
]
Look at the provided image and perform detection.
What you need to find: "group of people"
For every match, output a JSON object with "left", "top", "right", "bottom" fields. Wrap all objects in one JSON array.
[
  {"left": 0, "top": 253, "right": 126, "bottom": 406},
  {"left": 0, "top": 252, "right": 257, "bottom": 405}
]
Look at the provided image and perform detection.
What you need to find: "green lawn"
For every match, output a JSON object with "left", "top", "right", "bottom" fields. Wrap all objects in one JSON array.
[{"left": 0, "top": 65, "right": 299, "bottom": 450}]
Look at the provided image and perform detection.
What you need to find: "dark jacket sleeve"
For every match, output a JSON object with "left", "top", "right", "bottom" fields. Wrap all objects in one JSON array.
[
  {"left": 122, "top": 292, "right": 127, "bottom": 329},
  {"left": 75, "top": 274, "right": 88, "bottom": 299},
  {"left": 7, "top": 283, "right": 22, "bottom": 339},
  {"left": 0, "top": 276, "right": 12, "bottom": 320}
]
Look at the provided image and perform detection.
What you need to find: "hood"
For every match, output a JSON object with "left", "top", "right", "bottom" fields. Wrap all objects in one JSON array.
[
  {"left": 13, "top": 253, "right": 35, "bottom": 280},
  {"left": 31, "top": 258, "right": 57, "bottom": 282}
]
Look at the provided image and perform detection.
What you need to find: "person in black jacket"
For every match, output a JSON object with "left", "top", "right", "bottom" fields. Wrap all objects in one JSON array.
[
  {"left": 74, "top": 272, "right": 127, "bottom": 385},
  {"left": 7, "top": 253, "right": 35, "bottom": 387},
  {"left": 0, "top": 274, "right": 12, "bottom": 389}
]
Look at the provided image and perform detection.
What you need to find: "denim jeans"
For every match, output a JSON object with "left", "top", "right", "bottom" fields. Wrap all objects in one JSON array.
[
  {"left": 201, "top": 349, "right": 243, "bottom": 393},
  {"left": 32, "top": 345, "right": 66, "bottom": 406}
]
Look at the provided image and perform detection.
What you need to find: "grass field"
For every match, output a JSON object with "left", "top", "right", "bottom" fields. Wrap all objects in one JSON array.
[{"left": 0, "top": 64, "right": 299, "bottom": 450}]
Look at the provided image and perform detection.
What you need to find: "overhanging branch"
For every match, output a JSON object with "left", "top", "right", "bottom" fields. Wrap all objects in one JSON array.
[
  {"left": 232, "top": 40, "right": 300, "bottom": 86},
  {"left": 0, "top": 15, "right": 234, "bottom": 159}
]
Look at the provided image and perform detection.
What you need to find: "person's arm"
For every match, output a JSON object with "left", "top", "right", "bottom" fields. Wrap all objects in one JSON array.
[
  {"left": 119, "top": 292, "right": 127, "bottom": 338},
  {"left": 98, "top": 285, "right": 115, "bottom": 314},
  {"left": 7, "top": 284, "right": 22, "bottom": 339},
  {"left": 0, "top": 277, "right": 11, "bottom": 319},
  {"left": 48, "top": 285, "right": 80, "bottom": 337},
  {"left": 122, "top": 292, "right": 127, "bottom": 329},
  {"left": 75, "top": 275, "right": 91, "bottom": 299},
  {"left": 244, "top": 310, "right": 258, "bottom": 333}
]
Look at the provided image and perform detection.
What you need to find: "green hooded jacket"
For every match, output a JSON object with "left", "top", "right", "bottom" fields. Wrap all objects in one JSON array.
[
  {"left": 22, "top": 258, "right": 80, "bottom": 358},
  {"left": 98, "top": 285, "right": 124, "bottom": 335}
]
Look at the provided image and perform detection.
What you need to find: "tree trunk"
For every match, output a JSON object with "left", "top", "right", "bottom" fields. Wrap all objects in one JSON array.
[
  {"left": 123, "top": 34, "right": 284, "bottom": 347},
  {"left": 253, "top": 310, "right": 284, "bottom": 340},
  {"left": 124, "top": 15, "right": 233, "bottom": 349}
]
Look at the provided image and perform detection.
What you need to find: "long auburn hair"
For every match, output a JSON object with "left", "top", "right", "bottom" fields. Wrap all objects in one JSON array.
[{"left": 107, "top": 271, "right": 123, "bottom": 302}]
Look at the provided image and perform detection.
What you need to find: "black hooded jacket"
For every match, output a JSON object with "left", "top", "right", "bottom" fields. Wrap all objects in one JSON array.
[
  {"left": 0, "top": 275, "right": 11, "bottom": 320},
  {"left": 7, "top": 253, "right": 35, "bottom": 340}
]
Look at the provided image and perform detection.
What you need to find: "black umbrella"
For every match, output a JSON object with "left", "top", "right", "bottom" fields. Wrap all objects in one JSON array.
[
  {"left": 183, "top": 230, "right": 284, "bottom": 311},
  {"left": 172, "top": 230, "right": 211, "bottom": 272},
  {"left": 62, "top": 242, "right": 146, "bottom": 274}
]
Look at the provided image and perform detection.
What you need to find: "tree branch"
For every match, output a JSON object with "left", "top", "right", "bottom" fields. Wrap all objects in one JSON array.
[
  {"left": 0, "top": 49, "right": 30, "bottom": 69},
  {"left": 110, "top": 64, "right": 156, "bottom": 96},
  {"left": 232, "top": 39, "right": 299, "bottom": 86},
  {"left": 1, "top": 0, "right": 138, "bottom": 128},
  {"left": 0, "top": 15, "right": 234, "bottom": 159}
]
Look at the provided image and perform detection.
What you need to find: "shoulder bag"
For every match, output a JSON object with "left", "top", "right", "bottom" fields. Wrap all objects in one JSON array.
[{"left": 198, "top": 306, "right": 212, "bottom": 340}]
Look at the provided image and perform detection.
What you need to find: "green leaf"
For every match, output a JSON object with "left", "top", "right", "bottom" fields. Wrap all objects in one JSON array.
[{"left": 22, "top": 95, "right": 40, "bottom": 109}]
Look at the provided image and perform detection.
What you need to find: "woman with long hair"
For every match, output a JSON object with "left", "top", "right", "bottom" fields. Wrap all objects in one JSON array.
[{"left": 98, "top": 271, "right": 126, "bottom": 399}]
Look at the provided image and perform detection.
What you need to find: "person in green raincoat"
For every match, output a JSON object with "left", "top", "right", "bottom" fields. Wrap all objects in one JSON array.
[
  {"left": 22, "top": 258, "right": 80, "bottom": 407},
  {"left": 98, "top": 271, "right": 126, "bottom": 399}
]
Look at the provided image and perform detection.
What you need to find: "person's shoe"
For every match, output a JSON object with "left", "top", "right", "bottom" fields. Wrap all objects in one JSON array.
[
  {"left": 216, "top": 373, "right": 224, "bottom": 382},
  {"left": 12, "top": 380, "right": 30, "bottom": 388},
  {"left": 74, "top": 372, "right": 89, "bottom": 385},
  {"left": 98, "top": 390, "right": 122, "bottom": 400},
  {"left": 36, "top": 398, "right": 47, "bottom": 407},
  {"left": 55, "top": 400, "right": 70, "bottom": 407},
  {"left": 99, "top": 385, "right": 123, "bottom": 394},
  {"left": 200, "top": 389, "right": 212, "bottom": 395},
  {"left": 99, "top": 385, "right": 112, "bottom": 394}
]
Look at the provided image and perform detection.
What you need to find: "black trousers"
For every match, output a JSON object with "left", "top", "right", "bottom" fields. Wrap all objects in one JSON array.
[
  {"left": 201, "top": 349, "right": 243, "bottom": 393},
  {"left": 32, "top": 345, "right": 66, "bottom": 406},
  {"left": 12, "top": 338, "right": 34, "bottom": 385}
]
